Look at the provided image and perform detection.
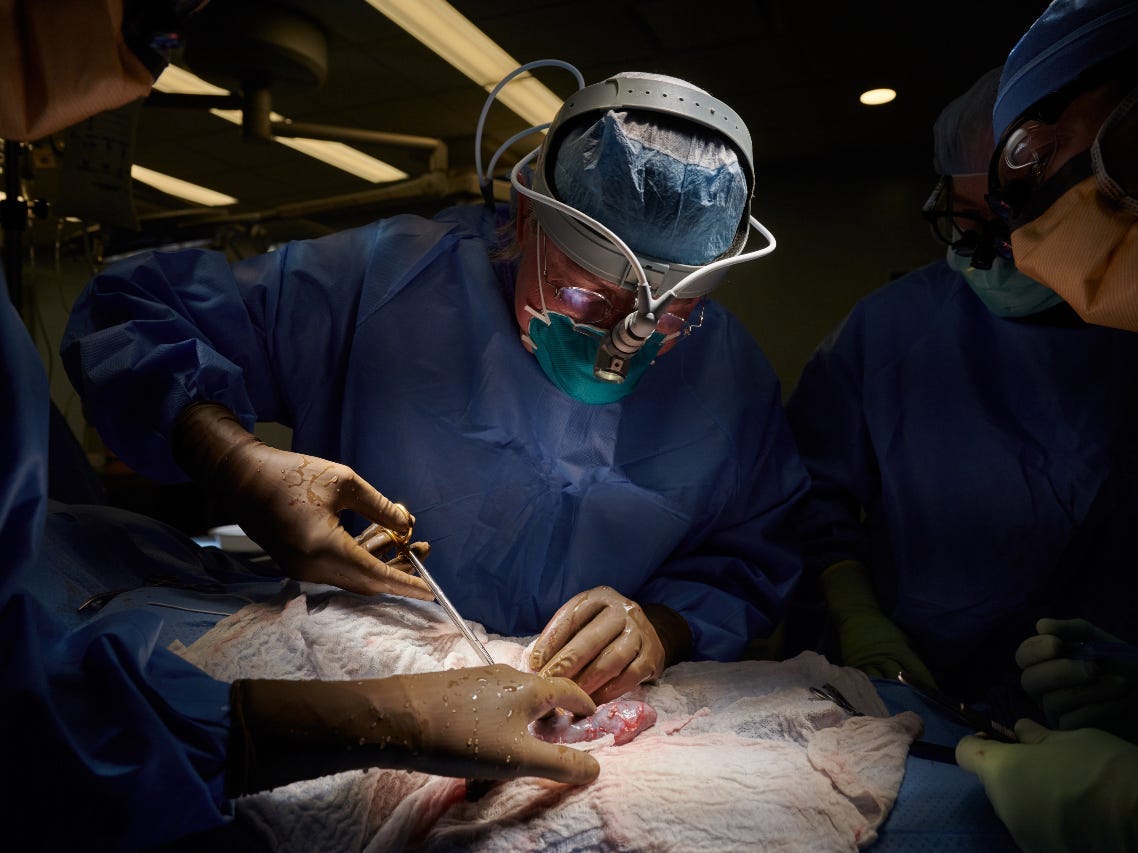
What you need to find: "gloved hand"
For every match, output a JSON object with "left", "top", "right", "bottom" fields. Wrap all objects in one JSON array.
[
  {"left": 172, "top": 402, "right": 432, "bottom": 599},
  {"left": 529, "top": 585, "right": 691, "bottom": 704},
  {"left": 1016, "top": 617, "right": 1138, "bottom": 743},
  {"left": 820, "top": 560, "right": 937, "bottom": 686},
  {"left": 227, "top": 664, "right": 601, "bottom": 795},
  {"left": 956, "top": 719, "right": 1138, "bottom": 853}
]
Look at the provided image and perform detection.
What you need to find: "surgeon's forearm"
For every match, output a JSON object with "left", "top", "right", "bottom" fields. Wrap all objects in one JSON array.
[
  {"left": 171, "top": 401, "right": 260, "bottom": 489},
  {"left": 225, "top": 678, "right": 423, "bottom": 796},
  {"left": 642, "top": 603, "right": 693, "bottom": 666}
]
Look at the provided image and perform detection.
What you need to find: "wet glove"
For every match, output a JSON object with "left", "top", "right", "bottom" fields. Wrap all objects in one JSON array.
[
  {"left": 820, "top": 560, "right": 937, "bottom": 686},
  {"left": 956, "top": 719, "right": 1138, "bottom": 853},
  {"left": 227, "top": 664, "right": 601, "bottom": 795},
  {"left": 172, "top": 401, "right": 432, "bottom": 599},
  {"left": 1016, "top": 618, "right": 1138, "bottom": 743},
  {"left": 529, "top": 585, "right": 692, "bottom": 704}
]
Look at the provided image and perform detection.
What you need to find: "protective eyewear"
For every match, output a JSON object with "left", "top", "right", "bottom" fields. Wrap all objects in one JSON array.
[
  {"left": 921, "top": 176, "right": 1012, "bottom": 268},
  {"left": 987, "top": 101, "right": 1067, "bottom": 224},
  {"left": 538, "top": 227, "right": 693, "bottom": 336}
]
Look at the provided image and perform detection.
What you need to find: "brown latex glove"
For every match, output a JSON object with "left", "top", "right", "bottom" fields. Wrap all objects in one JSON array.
[
  {"left": 172, "top": 402, "right": 431, "bottom": 599},
  {"left": 227, "top": 664, "right": 601, "bottom": 795},
  {"left": 529, "top": 585, "right": 692, "bottom": 704}
]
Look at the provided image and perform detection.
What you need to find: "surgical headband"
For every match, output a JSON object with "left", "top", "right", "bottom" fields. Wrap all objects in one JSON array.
[{"left": 531, "top": 73, "right": 756, "bottom": 297}]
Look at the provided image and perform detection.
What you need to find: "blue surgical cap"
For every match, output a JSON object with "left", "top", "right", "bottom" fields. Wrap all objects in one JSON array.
[
  {"left": 994, "top": 0, "right": 1138, "bottom": 138},
  {"left": 933, "top": 67, "right": 1001, "bottom": 176},
  {"left": 552, "top": 109, "right": 749, "bottom": 266}
]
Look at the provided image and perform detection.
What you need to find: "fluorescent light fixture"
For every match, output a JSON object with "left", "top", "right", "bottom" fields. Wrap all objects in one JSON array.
[
  {"left": 363, "top": 0, "right": 565, "bottom": 127},
  {"left": 859, "top": 88, "right": 897, "bottom": 106},
  {"left": 211, "top": 110, "right": 407, "bottom": 182},
  {"left": 131, "top": 164, "right": 238, "bottom": 206},
  {"left": 153, "top": 64, "right": 229, "bottom": 96},
  {"left": 153, "top": 66, "right": 408, "bottom": 182}
]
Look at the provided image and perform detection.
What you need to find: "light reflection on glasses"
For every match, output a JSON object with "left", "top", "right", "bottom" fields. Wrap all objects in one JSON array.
[
  {"left": 538, "top": 228, "right": 690, "bottom": 335},
  {"left": 1000, "top": 119, "right": 1060, "bottom": 179}
]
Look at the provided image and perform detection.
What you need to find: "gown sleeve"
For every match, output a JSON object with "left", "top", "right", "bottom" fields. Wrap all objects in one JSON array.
[
  {"left": 2, "top": 270, "right": 236, "bottom": 850},
  {"left": 784, "top": 307, "right": 876, "bottom": 580},
  {"left": 638, "top": 318, "right": 811, "bottom": 660},
  {"left": 61, "top": 224, "right": 388, "bottom": 482}
]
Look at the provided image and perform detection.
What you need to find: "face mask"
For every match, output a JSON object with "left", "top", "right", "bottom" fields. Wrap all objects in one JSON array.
[
  {"left": 526, "top": 312, "right": 664, "bottom": 404},
  {"left": 1005, "top": 85, "right": 1138, "bottom": 331},
  {"left": 1011, "top": 176, "right": 1138, "bottom": 331},
  {"left": 946, "top": 247, "right": 1064, "bottom": 318}
]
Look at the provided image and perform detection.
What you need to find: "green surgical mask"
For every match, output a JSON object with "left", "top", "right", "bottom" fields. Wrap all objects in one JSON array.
[
  {"left": 947, "top": 248, "right": 1064, "bottom": 318},
  {"left": 527, "top": 312, "right": 664, "bottom": 404}
]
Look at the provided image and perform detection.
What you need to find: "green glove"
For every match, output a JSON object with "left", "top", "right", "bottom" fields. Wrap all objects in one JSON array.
[
  {"left": 957, "top": 719, "right": 1138, "bottom": 853},
  {"left": 820, "top": 560, "right": 937, "bottom": 686},
  {"left": 1016, "top": 618, "right": 1138, "bottom": 744}
]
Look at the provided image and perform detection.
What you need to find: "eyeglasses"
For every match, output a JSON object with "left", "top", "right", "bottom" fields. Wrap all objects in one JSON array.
[
  {"left": 921, "top": 176, "right": 1013, "bottom": 267},
  {"left": 987, "top": 111, "right": 1069, "bottom": 223},
  {"left": 538, "top": 228, "right": 693, "bottom": 335}
]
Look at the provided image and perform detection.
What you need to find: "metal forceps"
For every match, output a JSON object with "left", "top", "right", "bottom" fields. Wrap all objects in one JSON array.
[
  {"left": 810, "top": 680, "right": 959, "bottom": 764},
  {"left": 809, "top": 682, "right": 865, "bottom": 716},
  {"left": 357, "top": 513, "right": 495, "bottom": 666},
  {"left": 78, "top": 575, "right": 227, "bottom": 614}
]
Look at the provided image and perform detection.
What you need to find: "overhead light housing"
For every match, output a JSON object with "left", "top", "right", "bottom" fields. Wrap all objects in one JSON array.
[{"left": 152, "top": 66, "right": 408, "bottom": 183}]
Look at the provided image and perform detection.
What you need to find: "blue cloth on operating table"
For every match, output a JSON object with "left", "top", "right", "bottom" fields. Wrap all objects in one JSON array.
[{"left": 872, "top": 678, "right": 1018, "bottom": 851}]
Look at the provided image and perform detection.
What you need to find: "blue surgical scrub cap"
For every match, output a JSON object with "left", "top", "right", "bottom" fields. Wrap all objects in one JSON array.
[
  {"left": 994, "top": 0, "right": 1138, "bottom": 138},
  {"left": 552, "top": 106, "right": 749, "bottom": 266},
  {"left": 933, "top": 67, "right": 1001, "bottom": 176}
]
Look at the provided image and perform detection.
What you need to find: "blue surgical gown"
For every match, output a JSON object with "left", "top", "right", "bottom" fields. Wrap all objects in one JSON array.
[
  {"left": 786, "top": 259, "right": 1138, "bottom": 700},
  {"left": 61, "top": 203, "right": 808, "bottom": 660},
  {"left": 0, "top": 271, "right": 243, "bottom": 850}
]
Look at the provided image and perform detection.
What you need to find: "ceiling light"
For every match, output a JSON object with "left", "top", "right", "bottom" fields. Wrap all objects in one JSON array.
[
  {"left": 153, "top": 67, "right": 408, "bottom": 183},
  {"left": 153, "top": 64, "right": 229, "bottom": 97},
  {"left": 363, "top": 0, "right": 565, "bottom": 127},
  {"left": 859, "top": 88, "right": 897, "bottom": 106},
  {"left": 131, "top": 164, "right": 238, "bottom": 206}
]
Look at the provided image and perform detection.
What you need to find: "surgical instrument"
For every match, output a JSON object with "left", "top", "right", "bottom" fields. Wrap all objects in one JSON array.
[
  {"left": 78, "top": 575, "right": 228, "bottom": 614},
  {"left": 810, "top": 682, "right": 865, "bottom": 716},
  {"left": 356, "top": 515, "right": 495, "bottom": 666},
  {"left": 897, "top": 671, "right": 1017, "bottom": 742},
  {"left": 809, "top": 681, "right": 961, "bottom": 764}
]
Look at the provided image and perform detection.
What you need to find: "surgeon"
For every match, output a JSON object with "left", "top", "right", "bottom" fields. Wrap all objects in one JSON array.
[
  {"left": 783, "top": 58, "right": 1138, "bottom": 719},
  {"left": 955, "top": 3, "right": 1138, "bottom": 852},
  {"left": 62, "top": 65, "right": 808, "bottom": 705}
]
